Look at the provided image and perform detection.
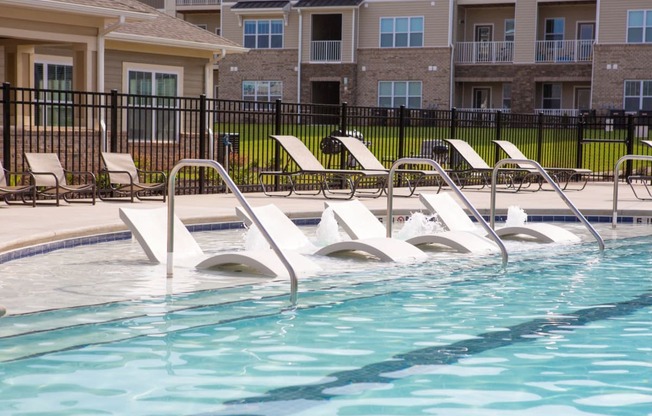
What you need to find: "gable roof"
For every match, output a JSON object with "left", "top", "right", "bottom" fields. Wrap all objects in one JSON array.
[{"left": 294, "top": 0, "right": 363, "bottom": 7}]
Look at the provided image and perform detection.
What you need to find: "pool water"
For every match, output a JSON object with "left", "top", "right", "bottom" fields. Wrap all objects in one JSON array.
[{"left": 1, "top": 225, "right": 652, "bottom": 415}]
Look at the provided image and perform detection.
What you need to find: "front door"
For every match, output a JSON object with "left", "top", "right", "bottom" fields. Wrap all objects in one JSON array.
[{"left": 575, "top": 87, "right": 591, "bottom": 111}]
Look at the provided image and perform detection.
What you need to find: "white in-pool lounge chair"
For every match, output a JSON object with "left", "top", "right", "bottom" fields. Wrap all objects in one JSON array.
[
  {"left": 0, "top": 160, "right": 36, "bottom": 207},
  {"left": 493, "top": 140, "right": 591, "bottom": 191},
  {"left": 24, "top": 152, "right": 96, "bottom": 205},
  {"left": 99, "top": 152, "right": 167, "bottom": 202},
  {"left": 331, "top": 135, "right": 443, "bottom": 196},
  {"left": 119, "top": 206, "right": 320, "bottom": 277},
  {"left": 259, "top": 135, "right": 388, "bottom": 199},
  {"left": 324, "top": 199, "right": 499, "bottom": 254},
  {"left": 235, "top": 203, "right": 427, "bottom": 262},
  {"left": 419, "top": 192, "right": 580, "bottom": 244}
]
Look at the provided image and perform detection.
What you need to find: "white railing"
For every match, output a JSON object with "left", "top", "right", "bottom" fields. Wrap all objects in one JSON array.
[
  {"left": 310, "top": 40, "right": 341, "bottom": 62},
  {"left": 455, "top": 108, "right": 511, "bottom": 114},
  {"left": 454, "top": 41, "right": 514, "bottom": 64},
  {"left": 176, "top": 0, "right": 221, "bottom": 6},
  {"left": 535, "top": 39, "right": 593, "bottom": 63},
  {"left": 534, "top": 108, "right": 580, "bottom": 117}
]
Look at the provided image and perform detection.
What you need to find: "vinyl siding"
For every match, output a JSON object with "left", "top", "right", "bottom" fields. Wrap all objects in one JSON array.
[{"left": 599, "top": 0, "right": 651, "bottom": 44}]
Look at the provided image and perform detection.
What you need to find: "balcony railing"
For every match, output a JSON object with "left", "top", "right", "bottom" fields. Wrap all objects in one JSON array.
[
  {"left": 176, "top": 0, "right": 221, "bottom": 6},
  {"left": 454, "top": 41, "right": 514, "bottom": 64},
  {"left": 310, "top": 40, "right": 341, "bottom": 62},
  {"left": 535, "top": 40, "right": 593, "bottom": 63},
  {"left": 535, "top": 108, "right": 580, "bottom": 117}
]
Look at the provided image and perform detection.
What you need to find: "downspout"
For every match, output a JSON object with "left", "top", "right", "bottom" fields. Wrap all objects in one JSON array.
[
  {"left": 297, "top": 9, "right": 303, "bottom": 106},
  {"left": 448, "top": 0, "right": 455, "bottom": 108},
  {"left": 97, "top": 15, "right": 126, "bottom": 93}
]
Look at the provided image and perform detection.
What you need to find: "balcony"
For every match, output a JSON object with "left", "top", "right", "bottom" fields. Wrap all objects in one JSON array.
[
  {"left": 176, "top": 0, "right": 221, "bottom": 10},
  {"left": 535, "top": 40, "right": 593, "bottom": 63},
  {"left": 455, "top": 41, "right": 514, "bottom": 64},
  {"left": 310, "top": 40, "right": 341, "bottom": 63}
]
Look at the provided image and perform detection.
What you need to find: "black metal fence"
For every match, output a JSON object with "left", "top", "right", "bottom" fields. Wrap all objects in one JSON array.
[{"left": 2, "top": 81, "right": 652, "bottom": 195}]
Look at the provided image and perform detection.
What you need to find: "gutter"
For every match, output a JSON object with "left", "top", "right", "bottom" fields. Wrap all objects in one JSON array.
[{"left": 0, "top": 0, "right": 155, "bottom": 20}]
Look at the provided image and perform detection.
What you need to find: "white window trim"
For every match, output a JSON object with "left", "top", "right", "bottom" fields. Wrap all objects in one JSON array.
[
  {"left": 242, "top": 18, "right": 284, "bottom": 49},
  {"left": 378, "top": 80, "right": 423, "bottom": 108},
  {"left": 627, "top": 9, "right": 652, "bottom": 43},
  {"left": 544, "top": 17, "right": 565, "bottom": 40},
  {"left": 379, "top": 16, "right": 425, "bottom": 48},
  {"left": 242, "top": 80, "right": 282, "bottom": 109}
]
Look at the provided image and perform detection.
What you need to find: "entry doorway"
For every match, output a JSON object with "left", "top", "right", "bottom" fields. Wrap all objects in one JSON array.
[
  {"left": 574, "top": 87, "right": 591, "bottom": 111},
  {"left": 473, "top": 87, "right": 491, "bottom": 110},
  {"left": 312, "top": 81, "right": 340, "bottom": 124}
]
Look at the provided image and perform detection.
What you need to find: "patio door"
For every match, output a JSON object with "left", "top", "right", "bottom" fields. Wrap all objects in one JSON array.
[
  {"left": 127, "top": 70, "right": 179, "bottom": 142},
  {"left": 475, "top": 25, "right": 493, "bottom": 62},
  {"left": 473, "top": 88, "right": 491, "bottom": 110},
  {"left": 575, "top": 87, "right": 591, "bottom": 111},
  {"left": 577, "top": 22, "right": 594, "bottom": 61}
]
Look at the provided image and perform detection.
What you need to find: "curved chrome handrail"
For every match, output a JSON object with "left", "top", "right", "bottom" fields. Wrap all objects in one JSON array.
[
  {"left": 612, "top": 154, "right": 652, "bottom": 228},
  {"left": 491, "top": 158, "right": 604, "bottom": 251},
  {"left": 166, "top": 159, "right": 299, "bottom": 304},
  {"left": 386, "top": 157, "right": 508, "bottom": 265}
]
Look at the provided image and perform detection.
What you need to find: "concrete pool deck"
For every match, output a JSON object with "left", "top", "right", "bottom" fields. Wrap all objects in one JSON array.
[{"left": 1, "top": 181, "right": 651, "bottom": 256}]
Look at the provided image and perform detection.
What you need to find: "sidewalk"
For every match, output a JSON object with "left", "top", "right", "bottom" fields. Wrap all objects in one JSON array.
[{"left": 1, "top": 182, "right": 650, "bottom": 255}]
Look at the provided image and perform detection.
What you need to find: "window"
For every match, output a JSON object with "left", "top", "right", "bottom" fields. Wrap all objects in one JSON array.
[
  {"left": 380, "top": 17, "right": 424, "bottom": 48},
  {"left": 378, "top": 81, "right": 422, "bottom": 108},
  {"left": 196, "top": 24, "right": 208, "bottom": 30},
  {"left": 542, "top": 83, "right": 562, "bottom": 109},
  {"left": 505, "top": 19, "right": 514, "bottom": 42},
  {"left": 624, "top": 80, "right": 652, "bottom": 111},
  {"left": 627, "top": 10, "right": 652, "bottom": 43},
  {"left": 502, "top": 83, "right": 512, "bottom": 109},
  {"left": 243, "top": 19, "right": 283, "bottom": 49},
  {"left": 243, "top": 81, "right": 282, "bottom": 110},
  {"left": 544, "top": 18, "right": 564, "bottom": 41},
  {"left": 125, "top": 67, "right": 180, "bottom": 141},
  {"left": 34, "top": 62, "right": 73, "bottom": 126}
]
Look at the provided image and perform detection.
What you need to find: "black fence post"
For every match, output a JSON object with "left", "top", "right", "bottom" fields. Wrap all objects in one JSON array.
[
  {"left": 340, "top": 102, "right": 348, "bottom": 134},
  {"left": 198, "top": 94, "right": 207, "bottom": 194},
  {"left": 450, "top": 108, "right": 457, "bottom": 140},
  {"left": 273, "top": 99, "right": 282, "bottom": 191},
  {"left": 536, "top": 112, "right": 544, "bottom": 162},
  {"left": 576, "top": 117, "right": 584, "bottom": 169},
  {"left": 397, "top": 105, "right": 406, "bottom": 160},
  {"left": 109, "top": 89, "right": 118, "bottom": 152},
  {"left": 2, "top": 82, "right": 11, "bottom": 171},
  {"left": 494, "top": 110, "right": 502, "bottom": 162},
  {"left": 626, "top": 114, "right": 634, "bottom": 179}
]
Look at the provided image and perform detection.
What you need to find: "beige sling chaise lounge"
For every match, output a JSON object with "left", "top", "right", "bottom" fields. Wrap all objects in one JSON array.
[
  {"left": 99, "top": 152, "right": 167, "bottom": 202},
  {"left": 259, "top": 135, "right": 389, "bottom": 199},
  {"left": 493, "top": 140, "right": 591, "bottom": 191},
  {"left": 0, "top": 161, "right": 36, "bottom": 207},
  {"left": 331, "top": 135, "right": 443, "bottom": 196},
  {"left": 24, "top": 152, "right": 96, "bottom": 205}
]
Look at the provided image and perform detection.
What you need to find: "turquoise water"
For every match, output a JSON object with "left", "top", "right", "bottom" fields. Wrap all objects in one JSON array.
[{"left": 1, "top": 231, "right": 652, "bottom": 415}]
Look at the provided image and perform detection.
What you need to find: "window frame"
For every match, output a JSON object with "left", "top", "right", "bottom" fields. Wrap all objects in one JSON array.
[
  {"left": 627, "top": 10, "right": 652, "bottom": 43},
  {"left": 544, "top": 17, "right": 565, "bottom": 41},
  {"left": 378, "top": 80, "right": 422, "bottom": 109},
  {"left": 379, "top": 16, "right": 424, "bottom": 48},
  {"left": 624, "top": 80, "right": 652, "bottom": 111},
  {"left": 34, "top": 56, "right": 74, "bottom": 127},
  {"left": 542, "top": 83, "right": 562, "bottom": 110},
  {"left": 243, "top": 18, "right": 284, "bottom": 49},
  {"left": 242, "top": 80, "right": 283, "bottom": 110}
]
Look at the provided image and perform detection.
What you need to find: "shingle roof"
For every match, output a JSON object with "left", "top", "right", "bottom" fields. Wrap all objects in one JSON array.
[
  {"left": 294, "top": 0, "right": 363, "bottom": 7},
  {"left": 33, "top": 0, "right": 154, "bottom": 14},
  {"left": 232, "top": 1, "right": 290, "bottom": 9}
]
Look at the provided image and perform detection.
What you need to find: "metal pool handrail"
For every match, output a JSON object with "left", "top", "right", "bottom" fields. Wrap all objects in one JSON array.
[
  {"left": 612, "top": 154, "right": 652, "bottom": 228},
  {"left": 386, "top": 157, "right": 508, "bottom": 266},
  {"left": 491, "top": 158, "right": 604, "bottom": 251},
  {"left": 166, "top": 159, "right": 299, "bottom": 304}
]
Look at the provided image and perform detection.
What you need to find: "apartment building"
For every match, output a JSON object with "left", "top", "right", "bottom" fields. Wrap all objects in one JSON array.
[{"left": 146, "top": 0, "right": 652, "bottom": 116}]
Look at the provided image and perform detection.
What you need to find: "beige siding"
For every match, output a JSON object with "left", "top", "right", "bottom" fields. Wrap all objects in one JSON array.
[
  {"left": 104, "top": 50, "right": 206, "bottom": 96},
  {"left": 300, "top": 10, "right": 355, "bottom": 63},
  {"left": 599, "top": 0, "right": 650, "bottom": 44},
  {"left": 358, "top": 1, "right": 450, "bottom": 49},
  {"left": 182, "top": 12, "right": 221, "bottom": 35},
  {"left": 537, "top": 4, "right": 596, "bottom": 40},
  {"left": 221, "top": 6, "right": 300, "bottom": 50},
  {"left": 513, "top": 0, "right": 537, "bottom": 63},
  {"left": 459, "top": 6, "right": 514, "bottom": 42}
]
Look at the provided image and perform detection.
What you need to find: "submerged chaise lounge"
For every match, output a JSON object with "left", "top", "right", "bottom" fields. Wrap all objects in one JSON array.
[
  {"left": 120, "top": 206, "right": 320, "bottom": 277},
  {"left": 325, "top": 199, "right": 499, "bottom": 254},
  {"left": 236, "top": 203, "right": 427, "bottom": 262},
  {"left": 493, "top": 140, "right": 591, "bottom": 191},
  {"left": 259, "top": 135, "right": 388, "bottom": 199},
  {"left": 420, "top": 192, "right": 580, "bottom": 244}
]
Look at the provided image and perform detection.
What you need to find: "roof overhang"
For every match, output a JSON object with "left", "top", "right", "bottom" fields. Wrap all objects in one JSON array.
[
  {"left": 107, "top": 32, "right": 249, "bottom": 55},
  {"left": 231, "top": 1, "right": 292, "bottom": 26},
  {"left": 0, "top": 0, "right": 156, "bottom": 21}
]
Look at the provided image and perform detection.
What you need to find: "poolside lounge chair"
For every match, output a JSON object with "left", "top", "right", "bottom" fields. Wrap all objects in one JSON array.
[
  {"left": 325, "top": 199, "right": 499, "bottom": 254},
  {"left": 24, "top": 152, "right": 96, "bottom": 206},
  {"left": 0, "top": 161, "right": 36, "bottom": 207},
  {"left": 259, "top": 135, "right": 388, "bottom": 199},
  {"left": 331, "top": 135, "right": 443, "bottom": 196},
  {"left": 236, "top": 203, "right": 427, "bottom": 262},
  {"left": 420, "top": 192, "right": 580, "bottom": 244},
  {"left": 99, "top": 152, "right": 167, "bottom": 202},
  {"left": 120, "top": 206, "right": 320, "bottom": 277},
  {"left": 493, "top": 140, "right": 591, "bottom": 191}
]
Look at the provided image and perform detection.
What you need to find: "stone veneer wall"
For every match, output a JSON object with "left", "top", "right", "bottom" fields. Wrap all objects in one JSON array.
[{"left": 356, "top": 48, "right": 452, "bottom": 109}]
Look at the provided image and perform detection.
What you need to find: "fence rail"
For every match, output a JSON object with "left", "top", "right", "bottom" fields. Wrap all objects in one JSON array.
[{"left": 2, "top": 82, "right": 652, "bottom": 197}]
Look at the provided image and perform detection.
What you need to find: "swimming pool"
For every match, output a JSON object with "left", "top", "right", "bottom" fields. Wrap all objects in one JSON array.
[{"left": 1, "top": 223, "right": 652, "bottom": 415}]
